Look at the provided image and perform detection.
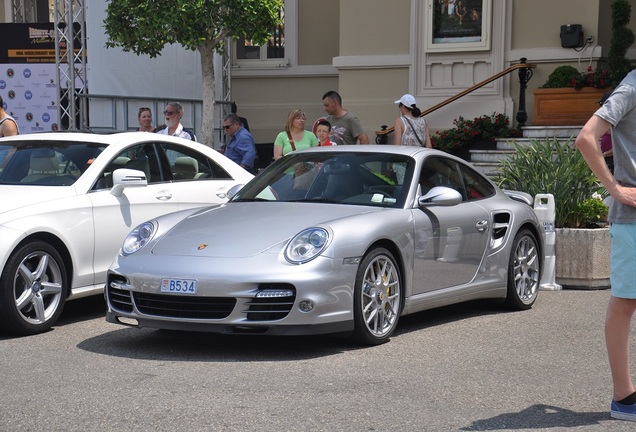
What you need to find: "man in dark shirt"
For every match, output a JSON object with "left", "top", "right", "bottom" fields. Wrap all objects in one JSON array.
[{"left": 223, "top": 113, "right": 257, "bottom": 172}]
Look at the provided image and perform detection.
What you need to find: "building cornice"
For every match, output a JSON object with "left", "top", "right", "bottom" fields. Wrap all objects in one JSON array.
[{"left": 332, "top": 54, "right": 412, "bottom": 70}]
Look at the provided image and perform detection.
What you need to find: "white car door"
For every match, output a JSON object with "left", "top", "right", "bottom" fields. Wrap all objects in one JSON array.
[
  {"left": 90, "top": 183, "right": 181, "bottom": 285},
  {"left": 89, "top": 143, "right": 181, "bottom": 285}
]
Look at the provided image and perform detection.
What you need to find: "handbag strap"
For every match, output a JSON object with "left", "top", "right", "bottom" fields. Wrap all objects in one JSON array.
[
  {"left": 286, "top": 131, "right": 297, "bottom": 151},
  {"left": 403, "top": 116, "right": 423, "bottom": 146}
]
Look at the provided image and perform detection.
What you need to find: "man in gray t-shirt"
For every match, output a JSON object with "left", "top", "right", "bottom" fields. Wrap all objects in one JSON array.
[
  {"left": 576, "top": 70, "right": 636, "bottom": 422},
  {"left": 321, "top": 91, "right": 369, "bottom": 145}
]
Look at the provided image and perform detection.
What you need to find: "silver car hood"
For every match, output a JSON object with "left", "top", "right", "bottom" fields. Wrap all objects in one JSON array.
[{"left": 151, "top": 202, "right": 380, "bottom": 258}]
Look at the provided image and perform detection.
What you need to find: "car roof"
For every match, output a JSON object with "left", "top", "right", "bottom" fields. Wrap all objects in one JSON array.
[
  {"left": 0, "top": 131, "right": 196, "bottom": 147},
  {"left": 292, "top": 144, "right": 453, "bottom": 159},
  {"left": 0, "top": 132, "right": 224, "bottom": 159}
]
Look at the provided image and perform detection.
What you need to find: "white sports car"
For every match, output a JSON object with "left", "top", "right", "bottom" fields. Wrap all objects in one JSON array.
[
  {"left": 106, "top": 145, "right": 544, "bottom": 345},
  {"left": 0, "top": 132, "right": 253, "bottom": 336}
]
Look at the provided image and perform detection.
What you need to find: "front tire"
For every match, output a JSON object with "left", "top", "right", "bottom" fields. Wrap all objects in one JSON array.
[
  {"left": 0, "top": 241, "right": 68, "bottom": 336},
  {"left": 351, "top": 247, "right": 402, "bottom": 345},
  {"left": 505, "top": 229, "right": 540, "bottom": 310}
]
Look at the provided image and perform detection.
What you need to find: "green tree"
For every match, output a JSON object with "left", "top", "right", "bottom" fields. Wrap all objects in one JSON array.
[
  {"left": 609, "top": 0, "right": 635, "bottom": 87},
  {"left": 103, "top": 0, "right": 282, "bottom": 147}
]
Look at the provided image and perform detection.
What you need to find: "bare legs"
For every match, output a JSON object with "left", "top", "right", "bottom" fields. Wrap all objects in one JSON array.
[{"left": 606, "top": 296, "right": 636, "bottom": 401}]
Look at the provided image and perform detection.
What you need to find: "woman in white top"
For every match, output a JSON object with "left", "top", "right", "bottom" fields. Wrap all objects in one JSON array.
[{"left": 393, "top": 94, "right": 432, "bottom": 148}]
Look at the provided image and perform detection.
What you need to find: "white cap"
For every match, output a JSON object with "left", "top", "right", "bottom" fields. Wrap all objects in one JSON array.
[{"left": 395, "top": 94, "right": 416, "bottom": 107}]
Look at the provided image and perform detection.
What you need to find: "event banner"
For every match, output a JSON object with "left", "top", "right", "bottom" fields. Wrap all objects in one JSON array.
[{"left": 0, "top": 23, "right": 80, "bottom": 134}]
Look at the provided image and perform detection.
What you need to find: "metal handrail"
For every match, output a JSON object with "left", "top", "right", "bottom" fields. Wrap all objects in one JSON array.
[{"left": 376, "top": 58, "right": 536, "bottom": 140}]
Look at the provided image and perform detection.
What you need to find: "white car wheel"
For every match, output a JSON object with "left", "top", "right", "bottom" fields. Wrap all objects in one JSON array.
[
  {"left": 352, "top": 247, "right": 402, "bottom": 345},
  {"left": 0, "top": 241, "right": 68, "bottom": 336}
]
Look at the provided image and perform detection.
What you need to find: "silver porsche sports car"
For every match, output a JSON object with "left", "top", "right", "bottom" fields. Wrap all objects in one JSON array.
[{"left": 106, "top": 145, "right": 544, "bottom": 345}]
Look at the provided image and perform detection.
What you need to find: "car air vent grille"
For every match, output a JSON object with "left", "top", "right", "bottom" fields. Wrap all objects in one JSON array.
[
  {"left": 246, "top": 284, "right": 296, "bottom": 321},
  {"left": 133, "top": 293, "right": 236, "bottom": 319},
  {"left": 107, "top": 276, "right": 133, "bottom": 313},
  {"left": 492, "top": 212, "right": 511, "bottom": 240}
]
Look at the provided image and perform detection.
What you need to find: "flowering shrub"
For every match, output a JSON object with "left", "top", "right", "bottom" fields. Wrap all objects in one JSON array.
[
  {"left": 541, "top": 65, "right": 611, "bottom": 90},
  {"left": 578, "top": 192, "right": 609, "bottom": 227},
  {"left": 572, "top": 66, "right": 611, "bottom": 90},
  {"left": 431, "top": 113, "right": 521, "bottom": 152}
]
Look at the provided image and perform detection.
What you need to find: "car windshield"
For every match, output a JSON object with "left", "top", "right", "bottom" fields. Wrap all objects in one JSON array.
[
  {"left": 0, "top": 141, "right": 107, "bottom": 186},
  {"left": 232, "top": 151, "right": 414, "bottom": 208}
]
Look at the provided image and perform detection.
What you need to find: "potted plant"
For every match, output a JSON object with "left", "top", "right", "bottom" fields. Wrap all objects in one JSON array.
[
  {"left": 431, "top": 112, "right": 521, "bottom": 160},
  {"left": 496, "top": 137, "right": 610, "bottom": 289},
  {"left": 533, "top": 0, "right": 634, "bottom": 126},
  {"left": 578, "top": 193, "right": 609, "bottom": 228},
  {"left": 533, "top": 65, "right": 611, "bottom": 126}
]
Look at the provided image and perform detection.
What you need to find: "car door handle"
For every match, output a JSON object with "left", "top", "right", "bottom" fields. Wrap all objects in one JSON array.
[
  {"left": 216, "top": 187, "right": 228, "bottom": 199},
  {"left": 476, "top": 220, "right": 489, "bottom": 232},
  {"left": 156, "top": 190, "right": 173, "bottom": 201}
]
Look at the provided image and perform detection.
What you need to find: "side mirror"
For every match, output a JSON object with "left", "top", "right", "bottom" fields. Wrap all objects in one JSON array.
[
  {"left": 418, "top": 186, "right": 462, "bottom": 207},
  {"left": 226, "top": 183, "right": 245, "bottom": 200},
  {"left": 110, "top": 168, "right": 148, "bottom": 197}
]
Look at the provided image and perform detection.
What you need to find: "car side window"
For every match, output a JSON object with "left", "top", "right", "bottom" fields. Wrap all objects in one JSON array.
[
  {"left": 457, "top": 163, "right": 495, "bottom": 201},
  {"left": 420, "top": 157, "right": 466, "bottom": 200},
  {"left": 159, "top": 143, "right": 231, "bottom": 181},
  {"left": 94, "top": 144, "right": 162, "bottom": 190}
]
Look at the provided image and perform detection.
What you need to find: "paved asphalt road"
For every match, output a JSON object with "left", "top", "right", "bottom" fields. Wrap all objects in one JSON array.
[{"left": 1, "top": 289, "right": 636, "bottom": 432}]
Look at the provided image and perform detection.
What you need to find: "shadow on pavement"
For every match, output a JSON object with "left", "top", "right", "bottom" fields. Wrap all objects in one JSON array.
[
  {"left": 394, "top": 298, "right": 510, "bottom": 336},
  {"left": 76, "top": 299, "right": 511, "bottom": 362},
  {"left": 77, "top": 327, "right": 355, "bottom": 361},
  {"left": 461, "top": 404, "right": 608, "bottom": 430},
  {"left": 57, "top": 295, "right": 107, "bottom": 325},
  {"left": 0, "top": 295, "right": 107, "bottom": 340}
]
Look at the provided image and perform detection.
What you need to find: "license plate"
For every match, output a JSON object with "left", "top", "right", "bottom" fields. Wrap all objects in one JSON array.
[{"left": 160, "top": 278, "right": 197, "bottom": 294}]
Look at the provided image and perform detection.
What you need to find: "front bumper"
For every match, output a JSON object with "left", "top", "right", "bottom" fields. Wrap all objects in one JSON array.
[{"left": 105, "top": 252, "right": 358, "bottom": 336}]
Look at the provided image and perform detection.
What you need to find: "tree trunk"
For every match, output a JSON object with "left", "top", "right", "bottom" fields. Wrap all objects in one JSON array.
[{"left": 198, "top": 41, "right": 216, "bottom": 148}]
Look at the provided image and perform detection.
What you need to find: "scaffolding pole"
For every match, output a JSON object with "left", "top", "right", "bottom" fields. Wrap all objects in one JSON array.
[
  {"left": 12, "top": 0, "right": 36, "bottom": 23},
  {"left": 54, "top": 0, "right": 87, "bottom": 130}
]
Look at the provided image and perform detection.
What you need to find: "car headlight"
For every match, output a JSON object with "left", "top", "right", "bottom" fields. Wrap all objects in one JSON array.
[
  {"left": 121, "top": 222, "right": 156, "bottom": 256},
  {"left": 285, "top": 228, "right": 329, "bottom": 264}
]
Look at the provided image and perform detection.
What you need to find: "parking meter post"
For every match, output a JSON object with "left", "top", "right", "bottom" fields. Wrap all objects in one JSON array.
[{"left": 533, "top": 194, "right": 562, "bottom": 291}]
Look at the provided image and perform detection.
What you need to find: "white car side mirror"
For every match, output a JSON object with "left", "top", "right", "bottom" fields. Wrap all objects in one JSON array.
[{"left": 110, "top": 168, "right": 148, "bottom": 197}]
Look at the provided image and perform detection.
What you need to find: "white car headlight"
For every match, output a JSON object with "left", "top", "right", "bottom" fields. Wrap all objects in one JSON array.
[
  {"left": 285, "top": 228, "right": 329, "bottom": 264},
  {"left": 122, "top": 222, "right": 156, "bottom": 256}
]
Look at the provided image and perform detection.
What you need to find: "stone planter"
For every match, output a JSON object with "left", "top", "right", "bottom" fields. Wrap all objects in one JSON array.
[
  {"left": 533, "top": 87, "right": 608, "bottom": 126},
  {"left": 555, "top": 227, "right": 610, "bottom": 289}
]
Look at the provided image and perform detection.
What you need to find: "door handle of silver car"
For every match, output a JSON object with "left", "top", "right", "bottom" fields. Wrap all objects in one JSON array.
[{"left": 476, "top": 220, "right": 489, "bottom": 232}]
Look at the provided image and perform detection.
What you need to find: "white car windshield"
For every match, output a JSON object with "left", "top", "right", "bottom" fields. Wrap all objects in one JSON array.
[
  {"left": 0, "top": 142, "right": 107, "bottom": 186},
  {"left": 232, "top": 151, "right": 414, "bottom": 208}
]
